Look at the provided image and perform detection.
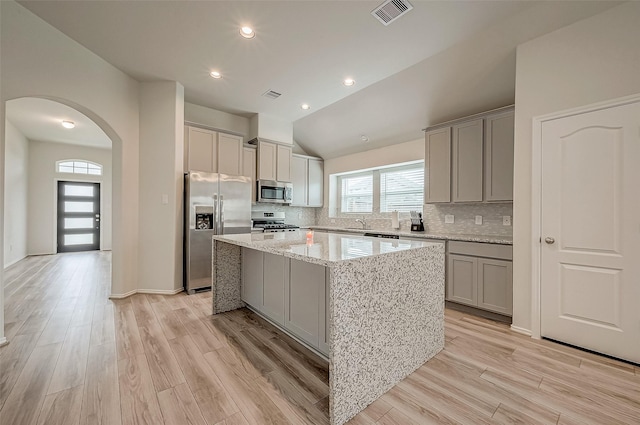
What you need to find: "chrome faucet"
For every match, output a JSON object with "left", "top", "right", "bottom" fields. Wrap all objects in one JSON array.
[{"left": 355, "top": 217, "right": 368, "bottom": 230}]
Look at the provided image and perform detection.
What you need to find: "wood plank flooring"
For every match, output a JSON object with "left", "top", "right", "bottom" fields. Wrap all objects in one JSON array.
[{"left": 1, "top": 252, "right": 639, "bottom": 425}]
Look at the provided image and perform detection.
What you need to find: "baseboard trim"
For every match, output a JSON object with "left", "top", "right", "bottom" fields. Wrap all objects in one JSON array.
[
  {"left": 137, "top": 288, "right": 184, "bottom": 295},
  {"left": 109, "top": 289, "right": 138, "bottom": 299},
  {"left": 4, "top": 255, "right": 28, "bottom": 270},
  {"left": 109, "top": 288, "right": 184, "bottom": 299},
  {"left": 0, "top": 337, "right": 8, "bottom": 347},
  {"left": 510, "top": 325, "right": 533, "bottom": 337}
]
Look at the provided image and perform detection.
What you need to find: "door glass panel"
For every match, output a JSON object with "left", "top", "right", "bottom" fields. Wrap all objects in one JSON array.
[
  {"left": 64, "top": 201, "right": 94, "bottom": 212},
  {"left": 64, "top": 185, "right": 94, "bottom": 197},
  {"left": 64, "top": 217, "right": 94, "bottom": 229},
  {"left": 64, "top": 234, "right": 93, "bottom": 245}
]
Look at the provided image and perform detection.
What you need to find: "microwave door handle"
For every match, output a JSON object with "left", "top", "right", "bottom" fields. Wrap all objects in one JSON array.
[{"left": 219, "top": 195, "right": 224, "bottom": 234}]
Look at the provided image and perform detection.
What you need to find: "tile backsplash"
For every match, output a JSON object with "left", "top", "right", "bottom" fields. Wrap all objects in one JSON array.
[
  {"left": 315, "top": 203, "right": 513, "bottom": 236},
  {"left": 251, "top": 204, "right": 317, "bottom": 227},
  {"left": 253, "top": 203, "right": 513, "bottom": 236}
]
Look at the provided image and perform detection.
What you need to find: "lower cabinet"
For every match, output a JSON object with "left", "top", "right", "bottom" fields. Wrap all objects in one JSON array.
[
  {"left": 446, "top": 242, "right": 513, "bottom": 316},
  {"left": 241, "top": 248, "right": 329, "bottom": 355}
]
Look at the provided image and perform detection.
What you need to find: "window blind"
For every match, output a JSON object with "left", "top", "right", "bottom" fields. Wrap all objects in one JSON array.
[
  {"left": 340, "top": 173, "right": 373, "bottom": 213},
  {"left": 380, "top": 166, "right": 424, "bottom": 212}
]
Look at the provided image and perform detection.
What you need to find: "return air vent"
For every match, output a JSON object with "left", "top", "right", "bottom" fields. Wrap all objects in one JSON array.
[
  {"left": 262, "top": 90, "right": 282, "bottom": 100},
  {"left": 371, "top": 0, "right": 413, "bottom": 26}
]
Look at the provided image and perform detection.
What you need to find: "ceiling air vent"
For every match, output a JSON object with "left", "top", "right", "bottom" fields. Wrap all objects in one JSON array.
[
  {"left": 371, "top": 0, "right": 413, "bottom": 26},
  {"left": 262, "top": 90, "right": 282, "bottom": 100}
]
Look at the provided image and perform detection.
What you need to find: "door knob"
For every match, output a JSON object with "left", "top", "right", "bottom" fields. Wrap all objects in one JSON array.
[{"left": 545, "top": 237, "right": 555, "bottom": 244}]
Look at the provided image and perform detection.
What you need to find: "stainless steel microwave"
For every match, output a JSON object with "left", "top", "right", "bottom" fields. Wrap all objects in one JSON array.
[{"left": 257, "top": 180, "right": 292, "bottom": 204}]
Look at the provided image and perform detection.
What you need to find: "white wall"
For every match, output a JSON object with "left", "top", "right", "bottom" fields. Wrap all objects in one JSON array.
[
  {"left": 1, "top": 0, "right": 140, "bottom": 298},
  {"left": 4, "top": 121, "right": 29, "bottom": 267},
  {"left": 184, "top": 102, "right": 249, "bottom": 137},
  {"left": 138, "top": 82, "right": 184, "bottom": 293},
  {"left": 512, "top": 2, "right": 640, "bottom": 332},
  {"left": 249, "top": 113, "right": 294, "bottom": 144},
  {"left": 27, "top": 141, "right": 113, "bottom": 255}
]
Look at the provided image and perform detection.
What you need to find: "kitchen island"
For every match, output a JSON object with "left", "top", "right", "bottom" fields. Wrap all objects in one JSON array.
[{"left": 211, "top": 231, "right": 445, "bottom": 425}]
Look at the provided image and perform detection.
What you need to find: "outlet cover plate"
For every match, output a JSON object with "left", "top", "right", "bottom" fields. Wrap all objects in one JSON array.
[
  {"left": 445, "top": 214, "right": 455, "bottom": 224},
  {"left": 503, "top": 216, "right": 511, "bottom": 226},
  {"left": 475, "top": 215, "right": 483, "bottom": 225}
]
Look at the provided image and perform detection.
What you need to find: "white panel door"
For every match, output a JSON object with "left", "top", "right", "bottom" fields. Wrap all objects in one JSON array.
[{"left": 541, "top": 100, "right": 640, "bottom": 363}]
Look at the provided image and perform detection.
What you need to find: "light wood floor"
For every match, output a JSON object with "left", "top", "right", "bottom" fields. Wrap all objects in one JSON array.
[{"left": 1, "top": 252, "right": 639, "bottom": 425}]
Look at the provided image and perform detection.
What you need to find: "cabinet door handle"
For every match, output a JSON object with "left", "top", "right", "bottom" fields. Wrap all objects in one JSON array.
[{"left": 545, "top": 237, "right": 555, "bottom": 244}]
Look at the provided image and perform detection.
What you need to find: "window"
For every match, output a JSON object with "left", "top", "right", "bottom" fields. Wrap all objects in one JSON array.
[
  {"left": 337, "top": 161, "right": 424, "bottom": 214},
  {"left": 56, "top": 160, "right": 102, "bottom": 176},
  {"left": 340, "top": 173, "right": 373, "bottom": 213},
  {"left": 380, "top": 165, "right": 424, "bottom": 212}
]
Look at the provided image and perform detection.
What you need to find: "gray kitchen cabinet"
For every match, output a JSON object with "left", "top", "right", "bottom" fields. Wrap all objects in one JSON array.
[
  {"left": 257, "top": 140, "right": 292, "bottom": 182},
  {"left": 291, "top": 154, "right": 324, "bottom": 207},
  {"left": 186, "top": 126, "right": 217, "bottom": 173},
  {"left": 318, "top": 272, "right": 329, "bottom": 356},
  {"left": 185, "top": 125, "right": 244, "bottom": 175},
  {"left": 241, "top": 247, "right": 263, "bottom": 309},
  {"left": 242, "top": 146, "right": 257, "bottom": 204},
  {"left": 424, "top": 127, "right": 451, "bottom": 203},
  {"left": 484, "top": 110, "right": 515, "bottom": 202},
  {"left": 262, "top": 253, "right": 286, "bottom": 325},
  {"left": 447, "top": 254, "right": 478, "bottom": 307},
  {"left": 452, "top": 119, "right": 484, "bottom": 202},
  {"left": 446, "top": 241, "right": 513, "bottom": 316},
  {"left": 218, "top": 132, "right": 243, "bottom": 176},
  {"left": 477, "top": 258, "right": 512, "bottom": 316},
  {"left": 285, "top": 259, "right": 325, "bottom": 347},
  {"left": 277, "top": 144, "right": 292, "bottom": 182}
]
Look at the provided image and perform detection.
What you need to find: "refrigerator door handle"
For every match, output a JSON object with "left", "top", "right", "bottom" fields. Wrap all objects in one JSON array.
[
  {"left": 213, "top": 194, "right": 218, "bottom": 234},
  {"left": 219, "top": 195, "right": 224, "bottom": 234}
]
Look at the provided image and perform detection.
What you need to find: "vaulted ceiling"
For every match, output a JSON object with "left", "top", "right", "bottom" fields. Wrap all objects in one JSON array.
[{"left": 16, "top": 1, "right": 619, "bottom": 158}]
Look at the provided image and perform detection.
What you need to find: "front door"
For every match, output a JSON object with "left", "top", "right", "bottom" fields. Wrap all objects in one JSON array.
[
  {"left": 540, "top": 99, "right": 640, "bottom": 363},
  {"left": 57, "top": 181, "right": 101, "bottom": 253}
]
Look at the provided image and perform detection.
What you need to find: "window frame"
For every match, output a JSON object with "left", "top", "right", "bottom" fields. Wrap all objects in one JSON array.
[
  {"left": 336, "top": 161, "right": 424, "bottom": 215},
  {"left": 56, "top": 159, "right": 103, "bottom": 176}
]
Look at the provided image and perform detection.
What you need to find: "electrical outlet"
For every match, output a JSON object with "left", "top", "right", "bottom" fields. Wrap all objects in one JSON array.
[
  {"left": 331, "top": 219, "right": 336, "bottom": 224},
  {"left": 9, "top": 244, "right": 13, "bottom": 252},
  {"left": 503, "top": 216, "right": 512, "bottom": 226},
  {"left": 298, "top": 212, "right": 302, "bottom": 219},
  {"left": 445, "top": 214, "right": 455, "bottom": 224},
  {"left": 161, "top": 194, "right": 169, "bottom": 205},
  {"left": 475, "top": 215, "right": 483, "bottom": 225}
]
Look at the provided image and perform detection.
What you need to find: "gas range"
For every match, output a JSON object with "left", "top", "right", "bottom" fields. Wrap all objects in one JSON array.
[{"left": 251, "top": 211, "right": 300, "bottom": 233}]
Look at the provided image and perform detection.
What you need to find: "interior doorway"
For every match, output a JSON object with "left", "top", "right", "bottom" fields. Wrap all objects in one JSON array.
[{"left": 57, "top": 181, "right": 101, "bottom": 253}]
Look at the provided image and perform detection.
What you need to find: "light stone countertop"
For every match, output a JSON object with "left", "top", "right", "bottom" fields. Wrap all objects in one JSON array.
[
  {"left": 213, "top": 230, "right": 440, "bottom": 267},
  {"left": 309, "top": 226, "right": 513, "bottom": 245}
]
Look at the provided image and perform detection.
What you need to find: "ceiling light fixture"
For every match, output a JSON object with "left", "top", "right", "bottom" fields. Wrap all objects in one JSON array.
[
  {"left": 210, "top": 71, "right": 222, "bottom": 79},
  {"left": 361, "top": 135, "right": 369, "bottom": 142},
  {"left": 301, "top": 104, "right": 310, "bottom": 110},
  {"left": 343, "top": 78, "right": 355, "bottom": 87},
  {"left": 240, "top": 26, "right": 255, "bottom": 39},
  {"left": 61, "top": 120, "right": 75, "bottom": 129}
]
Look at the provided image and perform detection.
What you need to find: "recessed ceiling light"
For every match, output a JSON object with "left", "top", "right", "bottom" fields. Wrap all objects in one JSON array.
[
  {"left": 210, "top": 71, "right": 222, "bottom": 79},
  {"left": 301, "top": 104, "right": 311, "bottom": 110},
  {"left": 61, "top": 120, "right": 75, "bottom": 129},
  {"left": 361, "top": 135, "right": 369, "bottom": 142},
  {"left": 343, "top": 78, "right": 356, "bottom": 87},
  {"left": 240, "top": 26, "right": 255, "bottom": 39}
]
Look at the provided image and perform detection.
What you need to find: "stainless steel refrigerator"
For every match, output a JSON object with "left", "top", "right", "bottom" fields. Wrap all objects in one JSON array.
[{"left": 184, "top": 171, "right": 252, "bottom": 294}]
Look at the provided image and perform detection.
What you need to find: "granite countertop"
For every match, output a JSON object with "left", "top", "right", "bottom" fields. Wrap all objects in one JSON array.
[
  {"left": 309, "top": 226, "right": 513, "bottom": 245},
  {"left": 213, "top": 231, "right": 442, "bottom": 267}
]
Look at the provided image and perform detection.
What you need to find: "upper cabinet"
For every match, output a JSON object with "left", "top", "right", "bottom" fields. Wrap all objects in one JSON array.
[
  {"left": 424, "top": 106, "right": 514, "bottom": 204},
  {"left": 184, "top": 125, "right": 243, "bottom": 175},
  {"left": 452, "top": 119, "right": 484, "bottom": 202},
  {"left": 424, "top": 127, "right": 451, "bottom": 203},
  {"left": 257, "top": 140, "right": 292, "bottom": 182},
  {"left": 291, "top": 154, "right": 324, "bottom": 207},
  {"left": 243, "top": 147, "right": 257, "bottom": 204},
  {"left": 484, "top": 110, "right": 515, "bottom": 201}
]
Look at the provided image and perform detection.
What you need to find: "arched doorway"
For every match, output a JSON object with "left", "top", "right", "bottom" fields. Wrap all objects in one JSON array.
[{"left": 2, "top": 96, "right": 126, "bottom": 343}]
